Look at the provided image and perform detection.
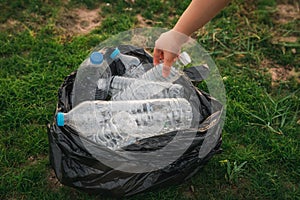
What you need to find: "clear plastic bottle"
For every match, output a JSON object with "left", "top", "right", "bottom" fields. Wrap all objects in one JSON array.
[
  {"left": 141, "top": 51, "right": 191, "bottom": 83},
  {"left": 56, "top": 98, "right": 193, "bottom": 150},
  {"left": 109, "top": 48, "right": 142, "bottom": 77},
  {"left": 72, "top": 52, "right": 111, "bottom": 107},
  {"left": 109, "top": 76, "right": 135, "bottom": 95},
  {"left": 141, "top": 64, "right": 180, "bottom": 82},
  {"left": 109, "top": 76, "right": 184, "bottom": 100},
  {"left": 126, "top": 63, "right": 149, "bottom": 78}
]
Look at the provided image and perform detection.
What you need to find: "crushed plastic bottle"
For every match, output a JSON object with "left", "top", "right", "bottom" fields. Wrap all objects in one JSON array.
[
  {"left": 141, "top": 51, "right": 191, "bottom": 82},
  {"left": 72, "top": 52, "right": 111, "bottom": 107},
  {"left": 110, "top": 47, "right": 143, "bottom": 77},
  {"left": 125, "top": 63, "right": 150, "bottom": 78},
  {"left": 56, "top": 98, "right": 193, "bottom": 150},
  {"left": 109, "top": 76, "right": 184, "bottom": 100}
]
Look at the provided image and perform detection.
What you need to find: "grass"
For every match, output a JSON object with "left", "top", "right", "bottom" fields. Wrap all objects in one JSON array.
[{"left": 0, "top": 0, "right": 299, "bottom": 199}]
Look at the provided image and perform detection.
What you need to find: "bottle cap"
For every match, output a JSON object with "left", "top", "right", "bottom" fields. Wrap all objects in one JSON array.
[
  {"left": 56, "top": 112, "right": 65, "bottom": 126},
  {"left": 178, "top": 51, "right": 191, "bottom": 66},
  {"left": 90, "top": 52, "right": 104, "bottom": 64},
  {"left": 110, "top": 48, "right": 120, "bottom": 59}
]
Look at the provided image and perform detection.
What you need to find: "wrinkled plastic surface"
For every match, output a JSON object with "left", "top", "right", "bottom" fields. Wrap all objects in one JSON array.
[{"left": 47, "top": 45, "right": 223, "bottom": 198}]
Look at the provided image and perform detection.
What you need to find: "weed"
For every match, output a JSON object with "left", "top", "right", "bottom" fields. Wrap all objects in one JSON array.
[
  {"left": 243, "top": 90, "right": 299, "bottom": 135},
  {"left": 220, "top": 159, "right": 248, "bottom": 184}
]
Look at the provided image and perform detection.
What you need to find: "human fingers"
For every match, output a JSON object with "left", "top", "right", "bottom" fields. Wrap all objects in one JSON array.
[
  {"left": 153, "top": 47, "right": 163, "bottom": 66},
  {"left": 162, "top": 51, "right": 178, "bottom": 77}
]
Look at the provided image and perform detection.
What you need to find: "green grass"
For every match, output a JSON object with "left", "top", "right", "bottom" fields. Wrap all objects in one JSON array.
[{"left": 0, "top": 0, "right": 299, "bottom": 199}]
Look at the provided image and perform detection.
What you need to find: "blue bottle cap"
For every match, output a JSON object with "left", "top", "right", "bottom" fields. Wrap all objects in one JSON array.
[
  {"left": 110, "top": 48, "right": 120, "bottom": 59},
  {"left": 90, "top": 52, "right": 103, "bottom": 64},
  {"left": 56, "top": 112, "right": 65, "bottom": 126}
]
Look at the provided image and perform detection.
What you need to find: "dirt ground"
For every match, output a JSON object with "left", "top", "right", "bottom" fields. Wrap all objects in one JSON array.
[
  {"left": 264, "top": 3, "right": 299, "bottom": 86},
  {"left": 56, "top": 7, "right": 102, "bottom": 35}
]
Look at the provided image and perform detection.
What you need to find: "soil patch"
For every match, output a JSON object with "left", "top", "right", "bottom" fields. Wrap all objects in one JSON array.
[
  {"left": 260, "top": 59, "right": 300, "bottom": 86},
  {"left": 48, "top": 169, "right": 63, "bottom": 191},
  {"left": 272, "top": 36, "right": 298, "bottom": 44},
  {"left": 56, "top": 7, "right": 102, "bottom": 35},
  {"left": 274, "top": 3, "right": 300, "bottom": 24},
  {"left": 0, "top": 19, "right": 23, "bottom": 32}
]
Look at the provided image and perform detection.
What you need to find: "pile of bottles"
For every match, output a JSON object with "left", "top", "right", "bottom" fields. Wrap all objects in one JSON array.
[{"left": 57, "top": 47, "right": 195, "bottom": 150}]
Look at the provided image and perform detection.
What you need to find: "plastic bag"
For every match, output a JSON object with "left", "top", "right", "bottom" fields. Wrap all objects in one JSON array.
[{"left": 47, "top": 45, "right": 223, "bottom": 198}]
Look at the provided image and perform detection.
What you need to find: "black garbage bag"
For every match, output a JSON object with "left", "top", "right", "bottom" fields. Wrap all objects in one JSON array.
[{"left": 47, "top": 45, "right": 224, "bottom": 198}]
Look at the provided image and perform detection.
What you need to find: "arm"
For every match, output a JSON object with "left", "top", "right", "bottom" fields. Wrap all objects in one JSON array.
[
  {"left": 174, "top": 0, "right": 231, "bottom": 36},
  {"left": 154, "top": 0, "right": 231, "bottom": 77}
]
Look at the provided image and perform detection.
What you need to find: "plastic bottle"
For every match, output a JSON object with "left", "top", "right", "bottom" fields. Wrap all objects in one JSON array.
[
  {"left": 124, "top": 64, "right": 149, "bottom": 78},
  {"left": 109, "top": 76, "right": 184, "bottom": 100},
  {"left": 141, "top": 51, "right": 191, "bottom": 83},
  {"left": 56, "top": 98, "right": 193, "bottom": 150},
  {"left": 72, "top": 52, "right": 111, "bottom": 107},
  {"left": 141, "top": 64, "right": 180, "bottom": 82},
  {"left": 110, "top": 48, "right": 143, "bottom": 77},
  {"left": 109, "top": 76, "right": 136, "bottom": 95}
]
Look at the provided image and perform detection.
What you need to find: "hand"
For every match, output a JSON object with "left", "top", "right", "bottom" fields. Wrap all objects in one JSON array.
[
  {"left": 153, "top": 30, "right": 190, "bottom": 77},
  {"left": 153, "top": 48, "right": 178, "bottom": 77}
]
